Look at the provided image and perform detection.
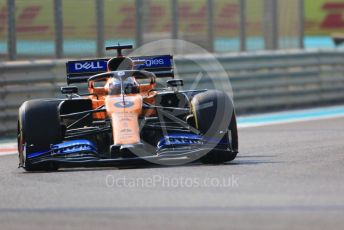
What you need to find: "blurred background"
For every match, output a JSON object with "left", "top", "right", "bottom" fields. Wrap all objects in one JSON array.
[
  {"left": 0, "top": 0, "right": 342, "bottom": 60},
  {"left": 1, "top": 0, "right": 344, "bottom": 136}
]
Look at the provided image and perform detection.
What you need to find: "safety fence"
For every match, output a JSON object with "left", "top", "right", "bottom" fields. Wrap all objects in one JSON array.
[
  {"left": 1, "top": 49, "right": 344, "bottom": 135},
  {"left": 0, "top": 0, "right": 304, "bottom": 60}
]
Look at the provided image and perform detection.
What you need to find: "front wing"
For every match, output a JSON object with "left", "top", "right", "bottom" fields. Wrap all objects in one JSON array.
[{"left": 23, "top": 133, "right": 236, "bottom": 168}]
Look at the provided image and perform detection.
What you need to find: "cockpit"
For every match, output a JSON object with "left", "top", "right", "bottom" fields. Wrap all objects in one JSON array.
[{"left": 108, "top": 76, "right": 140, "bottom": 95}]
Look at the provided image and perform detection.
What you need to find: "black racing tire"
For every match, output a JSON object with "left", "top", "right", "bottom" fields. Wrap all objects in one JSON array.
[
  {"left": 18, "top": 99, "right": 63, "bottom": 171},
  {"left": 191, "top": 90, "right": 238, "bottom": 164}
]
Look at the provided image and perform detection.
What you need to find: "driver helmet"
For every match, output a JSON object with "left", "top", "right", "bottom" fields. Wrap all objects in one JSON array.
[
  {"left": 107, "top": 57, "right": 134, "bottom": 71},
  {"left": 108, "top": 76, "right": 140, "bottom": 95}
]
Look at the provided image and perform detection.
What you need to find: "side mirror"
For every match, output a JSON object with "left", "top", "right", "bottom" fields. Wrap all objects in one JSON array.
[
  {"left": 167, "top": 79, "right": 184, "bottom": 87},
  {"left": 61, "top": 86, "right": 78, "bottom": 95}
]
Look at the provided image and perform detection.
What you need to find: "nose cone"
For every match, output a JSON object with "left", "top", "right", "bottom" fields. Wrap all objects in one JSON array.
[{"left": 105, "top": 94, "right": 143, "bottom": 146}]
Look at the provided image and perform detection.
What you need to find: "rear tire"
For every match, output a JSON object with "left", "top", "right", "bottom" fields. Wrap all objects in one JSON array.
[
  {"left": 18, "top": 99, "right": 63, "bottom": 171},
  {"left": 191, "top": 90, "right": 238, "bottom": 164}
]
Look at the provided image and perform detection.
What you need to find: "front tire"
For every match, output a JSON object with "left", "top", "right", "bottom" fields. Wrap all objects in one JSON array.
[
  {"left": 191, "top": 90, "right": 238, "bottom": 164},
  {"left": 18, "top": 99, "right": 63, "bottom": 171}
]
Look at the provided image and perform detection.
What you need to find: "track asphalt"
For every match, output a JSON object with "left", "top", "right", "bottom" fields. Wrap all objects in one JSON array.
[{"left": 0, "top": 115, "right": 343, "bottom": 229}]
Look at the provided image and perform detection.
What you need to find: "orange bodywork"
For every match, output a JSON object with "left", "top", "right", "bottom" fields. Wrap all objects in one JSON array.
[
  {"left": 105, "top": 94, "right": 142, "bottom": 145},
  {"left": 88, "top": 76, "right": 157, "bottom": 145}
]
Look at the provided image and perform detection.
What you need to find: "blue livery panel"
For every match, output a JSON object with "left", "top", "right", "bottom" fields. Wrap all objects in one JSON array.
[{"left": 27, "top": 140, "right": 98, "bottom": 159}]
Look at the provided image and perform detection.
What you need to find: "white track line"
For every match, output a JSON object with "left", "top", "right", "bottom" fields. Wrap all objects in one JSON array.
[
  {"left": 238, "top": 113, "right": 344, "bottom": 129},
  {"left": 0, "top": 143, "right": 17, "bottom": 156}
]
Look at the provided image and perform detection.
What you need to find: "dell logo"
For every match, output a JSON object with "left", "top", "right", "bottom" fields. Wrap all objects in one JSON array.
[{"left": 75, "top": 61, "right": 103, "bottom": 70}]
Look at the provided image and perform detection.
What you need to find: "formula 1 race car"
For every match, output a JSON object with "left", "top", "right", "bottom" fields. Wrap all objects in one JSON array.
[{"left": 17, "top": 45, "right": 238, "bottom": 171}]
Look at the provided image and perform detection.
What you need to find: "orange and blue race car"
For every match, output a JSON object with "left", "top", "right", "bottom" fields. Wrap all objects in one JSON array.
[{"left": 17, "top": 45, "right": 238, "bottom": 171}]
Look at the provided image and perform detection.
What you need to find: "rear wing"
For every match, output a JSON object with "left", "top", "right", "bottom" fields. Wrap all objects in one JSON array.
[{"left": 66, "top": 55, "right": 174, "bottom": 84}]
